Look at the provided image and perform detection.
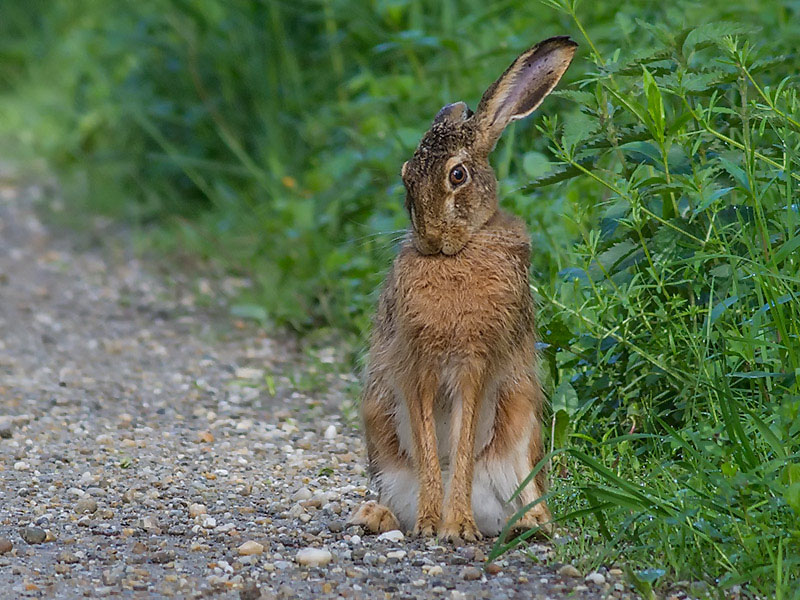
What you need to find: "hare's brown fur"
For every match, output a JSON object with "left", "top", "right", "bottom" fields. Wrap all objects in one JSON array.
[{"left": 350, "top": 36, "right": 577, "bottom": 540}]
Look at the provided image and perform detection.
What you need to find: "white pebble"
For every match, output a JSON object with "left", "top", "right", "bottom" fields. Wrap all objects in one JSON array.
[
  {"left": 585, "top": 571, "right": 606, "bottom": 585},
  {"left": 13, "top": 461, "right": 29, "bottom": 471},
  {"left": 188, "top": 503, "right": 207, "bottom": 517},
  {"left": 377, "top": 529, "right": 405, "bottom": 543},
  {"left": 386, "top": 550, "right": 406, "bottom": 560},
  {"left": 295, "top": 547, "right": 333, "bottom": 567},
  {"left": 217, "top": 560, "right": 234, "bottom": 573},
  {"left": 292, "top": 487, "right": 313, "bottom": 501},
  {"left": 324, "top": 425, "right": 337, "bottom": 439},
  {"left": 201, "top": 516, "right": 217, "bottom": 529}
]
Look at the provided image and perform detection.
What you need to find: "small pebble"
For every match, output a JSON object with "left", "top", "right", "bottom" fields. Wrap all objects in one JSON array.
[
  {"left": 558, "top": 564, "right": 581, "bottom": 578},
  {"left": 188, "top": 503, "right": 207, "bottom": 517},
  {"left": 75, "top": 496, "right": 98, "bottom": 514},
  {"left": 57, "top": 551, "right": 79, "bottom": 564},
  {"left": 376, "top": 529, "right": 404, "bottom": 543},
  {"left": 0, "top": 538, "right": 13, "bottom": 554},
  {"left": 486, "top": 563, "right": 502, "bottom": 575},
  {"left": 328, "top": 520, "right": 344, "bottom": 533},
  {"left": 149, "top": 550, "right": 174, "bottom": 564},
  {"left": 323, "top": 425, "right": 337, "bottom": 439},
  {"left": 585, "top": 571, "right": 606, "bottom": 585},
  {"left": 201, "top": 516, "right": 216, "bottom": 529},
  {"left": 20, "top": 526, "right": 47, "bottom": 544},
  {"left": 238, "top": 541, "right": 264, "bottom": 556},
  {"left": 292, "top": 487, "right": 313, "bottom": 502},
  {"left": 461, "top": 566, "right": 482, "bottom": 580},
  {"left": 295, "top": 547, "right": 333, "bottom": 567}
]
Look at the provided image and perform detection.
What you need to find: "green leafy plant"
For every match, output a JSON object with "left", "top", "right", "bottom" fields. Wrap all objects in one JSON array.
[{"left": 492, "top": 3, "right": 800, "bottom": 596}]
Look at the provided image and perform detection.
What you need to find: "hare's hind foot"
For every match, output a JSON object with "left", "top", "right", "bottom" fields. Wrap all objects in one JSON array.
[
  {"left": 511, "top": 502, "right": 553, "bottom": 537},
  {"left": 347, "top": 501, "right": 401, "bottom": 534},
  {"left": 412, "top": 513, "right": 439, "bottom": 537},
  {"left": 440, "top": 516, "right": 482, "bottom": 544}
]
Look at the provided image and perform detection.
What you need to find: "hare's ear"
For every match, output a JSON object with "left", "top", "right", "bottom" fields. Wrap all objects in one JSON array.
[
  {"left": 432, "top": 101, "right": 473, "bottom": 127},
  {"left": 473, "top": 36, "right": 577, "bottom": 153}
]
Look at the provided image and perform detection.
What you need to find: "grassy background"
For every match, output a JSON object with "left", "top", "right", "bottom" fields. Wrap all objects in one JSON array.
[{"left": 1, "top": 0, "right": 799, "bottom": 596}]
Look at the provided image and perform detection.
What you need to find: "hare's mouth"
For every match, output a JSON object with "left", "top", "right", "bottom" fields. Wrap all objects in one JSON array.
[{"left": 412, "top": 231, "right": 467, "bottom": 256}]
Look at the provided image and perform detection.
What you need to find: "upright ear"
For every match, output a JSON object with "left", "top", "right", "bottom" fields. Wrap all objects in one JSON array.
[{"left": 473, "top": 36, "right": 577, "bottom": 153}]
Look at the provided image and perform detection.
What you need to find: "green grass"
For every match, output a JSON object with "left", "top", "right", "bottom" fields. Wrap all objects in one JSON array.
[{"left": 1, "top": 0, "right": 799, "bottom": 596}]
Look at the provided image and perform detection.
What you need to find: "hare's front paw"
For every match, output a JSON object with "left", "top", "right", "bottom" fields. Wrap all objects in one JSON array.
[
  {"left": 347, "top": 501, "right": 401, "bottom": 534},
  {"left": 440, "top": 517, "right": 482, "bottom": 543}
]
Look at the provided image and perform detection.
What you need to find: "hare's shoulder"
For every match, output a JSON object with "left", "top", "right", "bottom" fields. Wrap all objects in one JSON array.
[{"left": 478, "top": 210, "right": 531, "bottom": 261}]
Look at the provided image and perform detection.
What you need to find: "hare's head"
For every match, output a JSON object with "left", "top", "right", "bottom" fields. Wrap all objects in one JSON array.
[{"left": 401, "top": 36, "right": 577, "bottom": 256}]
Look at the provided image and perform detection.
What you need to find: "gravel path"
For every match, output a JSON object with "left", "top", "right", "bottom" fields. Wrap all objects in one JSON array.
[{"left": 0, "top": 174, "right": 629, "bottom": 599}]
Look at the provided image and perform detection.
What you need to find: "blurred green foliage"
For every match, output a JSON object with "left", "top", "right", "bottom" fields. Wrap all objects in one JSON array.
[{"left": 2, "top": 0, "right": 800, "bottom": 595}]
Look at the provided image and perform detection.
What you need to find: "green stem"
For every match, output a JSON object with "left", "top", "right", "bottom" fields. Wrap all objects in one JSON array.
[{"left": 684, "top": 99, "right": 800, "bottom": 184}]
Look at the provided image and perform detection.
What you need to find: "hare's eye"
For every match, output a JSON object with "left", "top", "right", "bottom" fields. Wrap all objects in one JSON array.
[{"left": 449, "top": 164, "right": 468, "bottom": 186}]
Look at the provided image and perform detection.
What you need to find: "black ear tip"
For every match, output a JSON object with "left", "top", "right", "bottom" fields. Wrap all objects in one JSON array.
[{"left": 539, "top": 35, "right": 579, "bottom": 50}]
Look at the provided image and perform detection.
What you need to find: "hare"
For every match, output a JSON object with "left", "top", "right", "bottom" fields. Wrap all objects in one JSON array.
[{"left": 349, "top": 37, "right": 577, "bottom": 542}]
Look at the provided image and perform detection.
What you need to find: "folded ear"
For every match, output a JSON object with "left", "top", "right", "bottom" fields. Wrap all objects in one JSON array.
[
  {"left": 432, "top": 101, "right": 473, "bottom": 127},
  {"left": 473, "top": 36, "right": 577, "bottom": 153}
]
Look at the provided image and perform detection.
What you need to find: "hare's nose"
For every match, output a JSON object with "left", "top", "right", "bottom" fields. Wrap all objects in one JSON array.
[{"left": 441, "top": 236, "right": 467, "bottom": 256}]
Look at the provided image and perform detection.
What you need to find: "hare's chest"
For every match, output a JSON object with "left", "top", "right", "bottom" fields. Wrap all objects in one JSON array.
[{"left": 393, "top": 250, "right": 526, "bottom": 349}]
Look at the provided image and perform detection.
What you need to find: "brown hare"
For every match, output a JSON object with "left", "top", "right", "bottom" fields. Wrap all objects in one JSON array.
[{"left": 349, "top": 37, "right": 577, "bottom": 542}]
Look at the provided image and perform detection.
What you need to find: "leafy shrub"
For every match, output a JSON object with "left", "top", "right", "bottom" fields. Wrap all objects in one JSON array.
[{"left": 491, "top": 3, "right": 800, "bottom": 596}]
